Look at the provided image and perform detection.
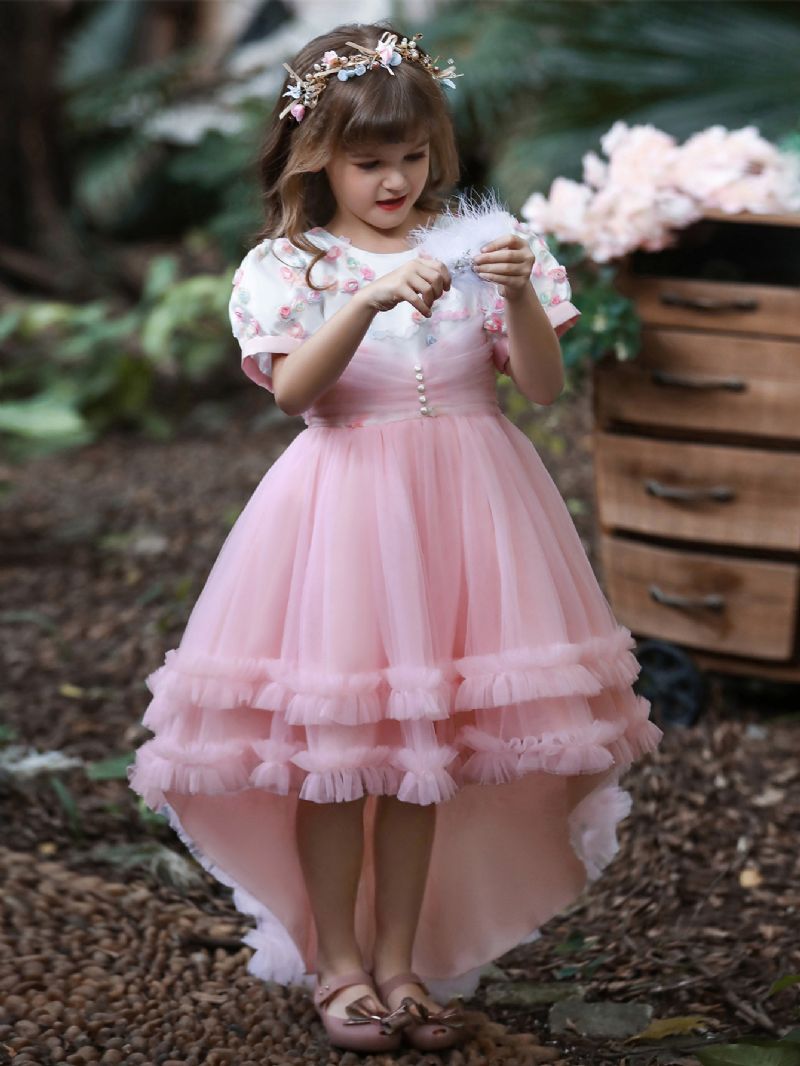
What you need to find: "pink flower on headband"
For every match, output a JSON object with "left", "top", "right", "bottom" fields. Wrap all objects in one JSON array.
[
  {"left": 322, "top": 50, "right": 339, "bottom": 67},
  {"left": 290, "top": 103, "right": 305, "bottom": 122},
  {"left": 376, "top": 40, "right": 402, "bottom": 69}
]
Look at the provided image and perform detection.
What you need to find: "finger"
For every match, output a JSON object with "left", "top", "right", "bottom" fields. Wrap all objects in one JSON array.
[
  {"left": 476, "top": 270, "right": 524, "bottom": 286},
  {"left": 476, "top": 263, "right": 531, "bottom": 277},
  {"left": 479, "top": 234, "right": 524, "bottom": 254},
  {"left": 473, "top": 247, "right": 529, "bottom": 265},
  {"left": 412, "top": 273, "right": 443, "bottom": 302},
  {"left": 414, "top": 257, "right": 446, "bottom": 278},
  {"left": 403, "top": 286, "right": 432, "bottom": 317},
  {"left": 415, "top": 258, "right": 452, "bottom": 289}
]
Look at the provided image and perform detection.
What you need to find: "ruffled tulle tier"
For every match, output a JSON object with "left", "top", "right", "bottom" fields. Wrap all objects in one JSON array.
[
  {"left": 129, "top": 631, "right": 661, "bottom": 808},
  {"left": 127, "top": 406, "right": 663, "bottom": 996}
]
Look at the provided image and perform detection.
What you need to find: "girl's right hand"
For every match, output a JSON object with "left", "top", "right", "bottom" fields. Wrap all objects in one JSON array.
[{"left": 359, "top": 257, "right": 451, "bottom": 318}]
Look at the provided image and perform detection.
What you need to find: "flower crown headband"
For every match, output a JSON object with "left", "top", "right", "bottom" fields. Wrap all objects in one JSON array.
[{"left": 279, "top": 31, "right": 461, "bottom": 123}]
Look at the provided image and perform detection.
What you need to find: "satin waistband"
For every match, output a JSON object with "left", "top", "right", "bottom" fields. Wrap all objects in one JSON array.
[{"left": 304, "top": 399, "right": 502, "bottom": 428}]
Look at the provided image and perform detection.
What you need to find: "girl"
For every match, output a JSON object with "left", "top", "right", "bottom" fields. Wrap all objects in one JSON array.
[{"left": 128, "top": 21, "right": 663, "bottom": 1055}]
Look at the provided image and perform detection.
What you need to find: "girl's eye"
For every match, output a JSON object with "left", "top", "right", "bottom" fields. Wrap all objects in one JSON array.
[{"left": 356, "top": 153, "right": 428, "bottom": 171}]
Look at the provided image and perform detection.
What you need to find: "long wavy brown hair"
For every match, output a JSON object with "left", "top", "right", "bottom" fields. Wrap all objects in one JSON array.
[{"left": 251, "top": 21, "right": 461, "bottom": 289}]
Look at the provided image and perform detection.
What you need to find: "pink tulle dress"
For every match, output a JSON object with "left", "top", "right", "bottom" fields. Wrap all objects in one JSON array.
[{"left": 127, "top": 220, "right": 663, "bottom": 1003}]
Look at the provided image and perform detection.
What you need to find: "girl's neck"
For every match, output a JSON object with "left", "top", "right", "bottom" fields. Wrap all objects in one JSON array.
[{"left": 324, "top": 206, "right": 439, "bottom": 254}]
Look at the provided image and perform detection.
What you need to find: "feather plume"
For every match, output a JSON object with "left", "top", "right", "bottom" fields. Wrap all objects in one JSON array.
[{"left": 408, "top": 189, "right": 522, "bottom": 297}]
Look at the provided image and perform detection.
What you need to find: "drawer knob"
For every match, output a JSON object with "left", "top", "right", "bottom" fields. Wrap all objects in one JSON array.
[
  {"left": 659, "top": 291, "right": 759, "bottom": 313},
  {"left": 650, "top": 369, "right": 747, "bottom": 392},
  {"left": 644, "top": 478, "right": 736, "bottom": 502},
  {"left": 649, "top": 584, "right": 726, "bottom": 611}
]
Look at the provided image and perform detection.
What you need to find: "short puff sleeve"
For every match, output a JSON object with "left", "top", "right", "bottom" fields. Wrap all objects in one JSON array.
[
  {"left": 228, "top": 238, "right": 324, "bottom": 393},
  {"left": 483, "top": 220, "right": 581, "bottom": 375}
]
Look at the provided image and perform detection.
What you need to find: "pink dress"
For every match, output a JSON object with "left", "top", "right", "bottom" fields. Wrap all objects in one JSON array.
[{"left": 127, "top": 220, "right": 663, "bottom": 1003}]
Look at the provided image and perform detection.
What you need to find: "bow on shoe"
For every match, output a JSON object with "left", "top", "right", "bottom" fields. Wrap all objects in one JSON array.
[
  {"left": 411, "top": 997, "right": 467, "bottom": 1029},
  {"left": 344, "top": 995, "right": 418, "bottom": 1034}
]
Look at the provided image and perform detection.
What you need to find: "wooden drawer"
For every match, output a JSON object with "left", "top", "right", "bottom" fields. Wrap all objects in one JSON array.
[
  {"left": 616, "top": 271, "right": 800, "bottom": 339},
  {"left": 593, "top": 432, "right": 800, "bottom": 551},
  {"left": 600, "top": 535, "right": 799, "bottom": 661},
  {"left": 593, "top": 328, "right": 800, "bottom": 441}
]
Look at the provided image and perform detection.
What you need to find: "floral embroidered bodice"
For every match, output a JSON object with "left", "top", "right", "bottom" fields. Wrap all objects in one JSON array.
[{"left": 228, "top": 221, "right": 579, "bottom": 428}]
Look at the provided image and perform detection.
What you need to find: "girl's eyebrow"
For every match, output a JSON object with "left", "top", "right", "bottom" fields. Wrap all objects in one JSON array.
[{"left": 347, "top": 140, "right": 430, "bottom": 160}]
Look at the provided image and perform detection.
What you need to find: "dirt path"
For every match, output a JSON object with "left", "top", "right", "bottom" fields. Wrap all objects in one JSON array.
[{"left": 2, "top": 385, "right": 798, "bottom": 1064}]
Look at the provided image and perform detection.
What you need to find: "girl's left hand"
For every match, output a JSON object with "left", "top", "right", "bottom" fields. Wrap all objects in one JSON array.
[{"left": 472, "top": 234, "right": 535, "bottom": 301}]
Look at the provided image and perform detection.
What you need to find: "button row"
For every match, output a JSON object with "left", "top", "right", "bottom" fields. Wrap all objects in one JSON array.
[{"left": 413, "top": 362, "right": 433, "bottom": 416}]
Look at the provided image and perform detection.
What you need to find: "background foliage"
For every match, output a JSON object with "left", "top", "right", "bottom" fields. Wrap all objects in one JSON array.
[{"left": 1, "top": 0, "right": 798, "bottom": 458}]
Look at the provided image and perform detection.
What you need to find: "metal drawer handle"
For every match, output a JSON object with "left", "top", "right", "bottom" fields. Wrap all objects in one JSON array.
[
  {"left": 651, "top": 369, "right": 747, "bottom": 391},
  {"left": 659, "top": 291, "right": 759, "bottom": 313},
  {"left": 644, "top": 478, "right": 736, "bottom": 502},
  {"left": 649, "top": 584, "right": 726, "bottom": 611}
]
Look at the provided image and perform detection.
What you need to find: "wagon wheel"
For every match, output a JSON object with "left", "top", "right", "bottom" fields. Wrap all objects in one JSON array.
[{"left": 633, "top": 638, "right": 707, "bottom": 728}]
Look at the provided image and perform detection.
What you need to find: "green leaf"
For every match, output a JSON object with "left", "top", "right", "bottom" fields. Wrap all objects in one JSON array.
[
  {"left": 85, "top": 752, "right": 134, "bottom": 781},
  {"left": 0, "top": 395, "right": 87, "bottom": 440},
  {"left": 50, "top": 778, "right": 83, "bottom": 839},
  {"left": 695, "top": 1042, "right": 800, "bottom": 1066}
]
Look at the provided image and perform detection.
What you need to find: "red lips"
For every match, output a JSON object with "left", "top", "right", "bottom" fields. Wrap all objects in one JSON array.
[{"left": 376, "top": 195, "right": 407, "bottom": 211}]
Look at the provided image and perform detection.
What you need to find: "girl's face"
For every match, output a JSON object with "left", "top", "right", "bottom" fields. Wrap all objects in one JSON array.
[{"left": 324, "top": 135, "right": 430, "bottom": 238}]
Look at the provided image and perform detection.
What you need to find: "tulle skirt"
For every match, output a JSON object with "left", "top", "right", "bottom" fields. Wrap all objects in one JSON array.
[{"left": 127, "top": 409, "right": 662, "bottom": 1001}]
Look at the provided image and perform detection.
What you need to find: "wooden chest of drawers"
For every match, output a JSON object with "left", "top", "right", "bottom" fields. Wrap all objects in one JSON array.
[{"left": 591, "top": 209, "right": 800, "bottom": 684}]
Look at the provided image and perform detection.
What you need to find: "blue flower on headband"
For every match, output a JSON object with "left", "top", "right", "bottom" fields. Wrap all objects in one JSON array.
[
  {"left": 338, "top": 62, "right": 368, "bottom": 81},
  {"left": 283, "top": 83, "right": 302, "bottom": 98}
]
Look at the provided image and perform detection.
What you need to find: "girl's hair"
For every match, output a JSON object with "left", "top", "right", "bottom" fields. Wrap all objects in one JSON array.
[{"left": 253, "top": 21, "right": 461, "bottom": 289}]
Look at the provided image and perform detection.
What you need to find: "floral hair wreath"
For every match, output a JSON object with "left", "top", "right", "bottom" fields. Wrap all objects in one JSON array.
[{"left": 279, "top": 31, "right": 461, "bottom": 123}]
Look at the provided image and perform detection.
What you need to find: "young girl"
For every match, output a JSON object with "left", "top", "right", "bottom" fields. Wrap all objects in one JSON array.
[{"left": 128, "top": 21, "right": 663, "bottom": 1055}]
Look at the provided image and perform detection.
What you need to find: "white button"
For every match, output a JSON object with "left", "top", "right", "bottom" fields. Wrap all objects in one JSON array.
[
  {"left": 415, "top": 372, "right": 424, "bottom": 381},
  {"left": 413, "top": 363, "right": 422, "bottom": 371},
  {"left": 419, "top": 394, "right": 427, "bottom": 402},
  {"left": 420, "top": 405, "right": 429, "bottom": 414},
  {"left": 417, "top": 384, "right": 425, "bottom": 392}
]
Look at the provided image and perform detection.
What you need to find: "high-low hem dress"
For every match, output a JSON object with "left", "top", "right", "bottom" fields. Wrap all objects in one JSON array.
[{"left": 127, "top": 220, "right": 663, "bottom": 1003}]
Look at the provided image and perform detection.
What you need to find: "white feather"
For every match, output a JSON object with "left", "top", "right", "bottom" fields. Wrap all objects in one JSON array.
[{"left": 408, "top": 189, "right": 523, "bottom": 296}]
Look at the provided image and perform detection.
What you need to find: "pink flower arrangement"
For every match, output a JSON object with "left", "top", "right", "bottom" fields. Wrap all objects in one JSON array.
[
  {"left": 280, "top": 266, "right": 294, "bottom": 281},
  {"left": 360, "top": 265, "right": 376, "bottom": 280},
  {"left": 340, "top": 278, "right": 360, "bottom": 293},
  {"left": 278, "top": 304, "right": 292, "bottom": 319},
  {"left": 325, "top": 245, "right": 342, "bottom": 260},
  {"left": 522, "top": 121, "right": 800, "bottom": 262}
]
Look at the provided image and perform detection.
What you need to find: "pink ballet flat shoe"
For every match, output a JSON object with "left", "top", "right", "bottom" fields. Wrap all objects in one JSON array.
[
  {"left": 312, "top": 967, "right": 415, "bottom": 1052},
  {"left": 373, "top": 969, "right": 468, "bottom": 1052}
]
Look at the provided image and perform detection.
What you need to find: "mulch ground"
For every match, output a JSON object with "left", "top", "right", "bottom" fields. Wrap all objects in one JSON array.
[{"left": 1, "top": 381, "right": 798, "bottom": 1066}]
